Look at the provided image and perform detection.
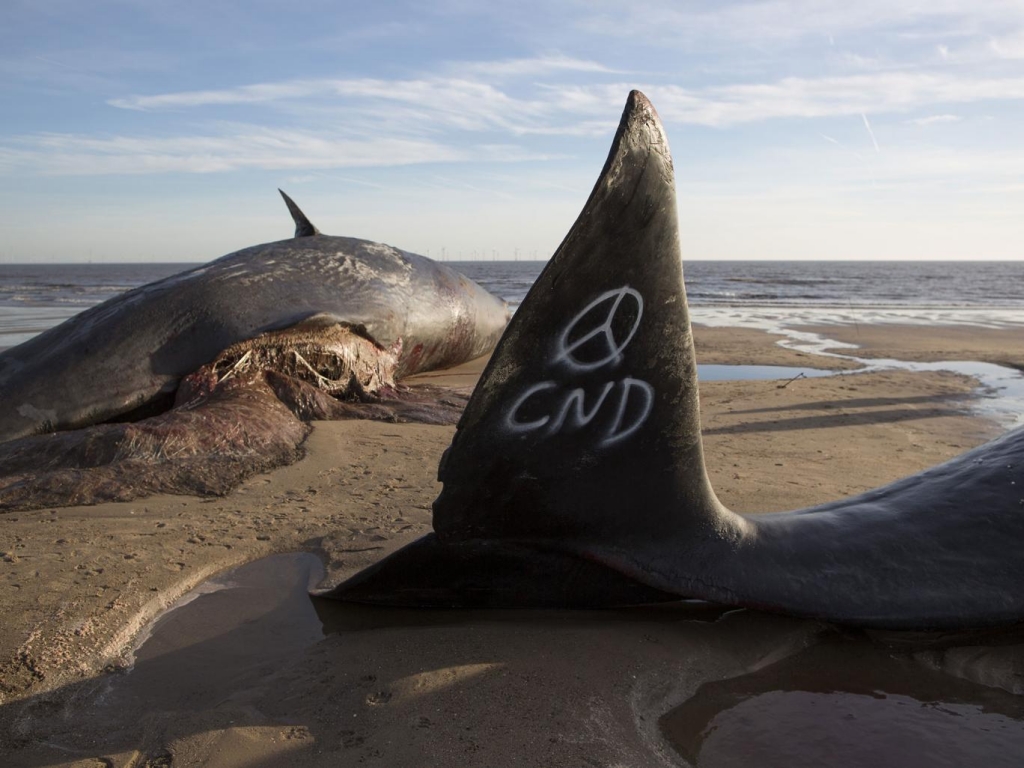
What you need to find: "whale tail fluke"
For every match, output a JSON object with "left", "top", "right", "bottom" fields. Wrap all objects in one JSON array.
[
  {"left": 278, "top": 189, "right": 321, "bottom": 238},
  {"left": 326, "top": 91, "right": 730, "bottom": 607}
]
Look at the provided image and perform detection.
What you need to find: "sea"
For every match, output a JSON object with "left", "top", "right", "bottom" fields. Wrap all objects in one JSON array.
[
  {"left": 9, "top": 259, "right": 1024, "bottom": 426},
  {"left": 3, "top": 260, "right": 1024, "bottom": 352}
]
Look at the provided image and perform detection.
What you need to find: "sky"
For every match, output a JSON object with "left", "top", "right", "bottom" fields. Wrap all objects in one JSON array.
[{"left": 2, "top": 1, "right": 1024, "bottom": 263}]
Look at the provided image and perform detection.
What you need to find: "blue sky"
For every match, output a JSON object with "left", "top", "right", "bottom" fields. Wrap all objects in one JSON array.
[{"left": 2, "top": 1, "right": 1024, "bottom": 262}]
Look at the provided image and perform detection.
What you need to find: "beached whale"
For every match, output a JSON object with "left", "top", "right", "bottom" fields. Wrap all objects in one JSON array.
[
  {"left": 0, "top": 191, "right": 509, "bottom": 444},
  {"left": 327, "top": 91, "right": 1024, "bottom": 630}
]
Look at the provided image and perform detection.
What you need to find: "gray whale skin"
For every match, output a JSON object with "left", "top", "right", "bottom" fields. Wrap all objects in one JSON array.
[
  {"left": 327, "top": 91, "right": 1024, "bottom": 631},
  {"left": 0, "top": 192, "right": 510, "bottom": 444}
]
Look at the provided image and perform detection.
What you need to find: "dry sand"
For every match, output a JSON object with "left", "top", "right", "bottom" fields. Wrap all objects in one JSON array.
[{"left": 0, "top": 323, "right": 1020, "bottom": 766}]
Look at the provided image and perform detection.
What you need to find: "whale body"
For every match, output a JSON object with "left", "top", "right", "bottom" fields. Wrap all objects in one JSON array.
[
  {"left": 327, "top": 92, "right": 1024, "bottom": 630},
  {"left": 0, "top": 192, "right": 509, "bottom": 444}
]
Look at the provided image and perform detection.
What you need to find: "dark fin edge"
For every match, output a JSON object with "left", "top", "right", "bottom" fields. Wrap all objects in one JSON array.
[
  {"left": 278, "top": 189, "right": 321, "bottom": 237},
  {"left": 322, "top": 534, "right": 679, "bottom": 608}
]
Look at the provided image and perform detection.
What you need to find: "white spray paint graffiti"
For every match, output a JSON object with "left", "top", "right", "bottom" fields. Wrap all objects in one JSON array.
[
  {"left": 555, "top": 287, "right": 644, "bottom": 371},
  {"left": 506, "top": 286, "right": 654, "bottom": 447}
]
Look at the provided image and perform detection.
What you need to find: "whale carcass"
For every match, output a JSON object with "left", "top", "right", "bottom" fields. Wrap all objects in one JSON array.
[
  {"left": 0, "top": 193, "right": 508, "bottom": 509},
  {"left": 0, "top": 191, "right": 509, "bottom": 444},
  {"left": 328, "top": 92, "right": 1024, "bottom": 630}
]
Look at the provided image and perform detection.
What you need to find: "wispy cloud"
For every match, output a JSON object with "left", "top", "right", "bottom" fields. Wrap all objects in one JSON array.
[
  {"left": 907, "top": 113, "right": 962, "bottom": 125},
  {"left": 773, "top": 144, "right": 1024, "bottom": 188},
  {"left": 107, "top": 70, "right": 1024, "bottom": 132},
  {"left": 989, "top": 30, "right": 1024, "bottom": 59},
  {"left": 108, "top": 77, "right": 561, "bottom": 135},
  {"left": 108, "top": 81, "right": 325, "bottom": 111},
  {"left": 0, "top": 128, "right": 556, "bottom": 176},
  {"left": 7, "top": 66, "right": 1024, "bottom": 177},
  {"left": 577, "top": 0, "right": 1024, "bottom": 47},
  {"left": 456, "top": 54, "right": 621, "bottom": 78},
  {"left": 108, "top": 54, "right": 616, "bottom": 112},
  {"left": 648, "top": 73, "right": 1024, "bottom": 126}
]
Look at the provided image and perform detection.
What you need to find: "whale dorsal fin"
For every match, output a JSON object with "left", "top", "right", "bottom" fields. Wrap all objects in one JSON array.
[
  {"left": 278, "top": 189, "right": 320, "bottom": 237},
  {"left": 433, "top": 91, "right": 727, "bottom": 548}
]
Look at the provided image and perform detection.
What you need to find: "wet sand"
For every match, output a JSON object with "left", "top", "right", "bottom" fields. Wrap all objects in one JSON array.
[
  {"left": 802, "top": 323, "right": 1024, "bottom": 370},
  {"left": 0, "top": 322, "right": 1020, "bottom": 766}
]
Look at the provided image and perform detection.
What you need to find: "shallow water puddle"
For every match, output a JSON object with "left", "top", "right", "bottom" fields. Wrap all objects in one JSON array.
[
  {"left": 774, "top": 341, "right": 1024, "bottom": 428},
  {"left": 111, "top": 552, "right": 326, "bottom": 711},
  {"left": 861, "top": 358, "right": 1024, "bottom": 428},
  {"left": 118, "top": 553, "right": 730, "bottom": 710},
  {"left": 699, "top": 358, "right": 1024, "bottom": 428},
  {"left": 108, "top": 555, "right": 1024, "bottom": 767},
  {"left": 697, "top": 363, "right": 834, "bottom": 382},
  {"left": 693, "top": 311, "right": 1024, "bottom": 428},
  {"left": 661, "top": 636, "right": 1024, "bottom": 768}
]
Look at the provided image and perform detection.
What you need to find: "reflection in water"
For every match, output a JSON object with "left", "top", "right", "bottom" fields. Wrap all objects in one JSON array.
[
  {"left": 107, "top": 554, "right": 1024, "bottom": 768},
  {"left": 697, "top": 364, "right": 834, "bottom": 382},
  {"left": 311, "top": 595, "right": 734, "bottom": 634},
  {"left": 661, "top": 636, "right": 1024, "bottom": 767},
  {"left": 118, "top": 553, "right": 730, "bottom": 710}
]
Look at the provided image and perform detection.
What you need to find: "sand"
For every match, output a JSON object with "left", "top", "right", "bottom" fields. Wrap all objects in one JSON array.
[
  {"left": 802, "top": 323, "right": 1024, "bottom": 370},
  {"left": 0, "top": 322, "right": 1020, "bottom": 766}
]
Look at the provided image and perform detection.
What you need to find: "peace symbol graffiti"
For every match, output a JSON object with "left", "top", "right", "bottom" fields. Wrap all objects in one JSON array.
[{"left": 554, "top": 286, "right": 643, "bottom": 371}]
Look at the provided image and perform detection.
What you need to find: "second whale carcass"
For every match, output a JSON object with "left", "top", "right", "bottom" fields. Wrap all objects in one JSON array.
[
  {"left": 0, "top": 191, "right": 509, "bottom": 444},
  {"left": 0, "top": 192, "right": 509, "bottom": 509}
]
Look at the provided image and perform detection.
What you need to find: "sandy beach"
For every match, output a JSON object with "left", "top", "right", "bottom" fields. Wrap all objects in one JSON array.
[
  {"left": 803, "top": 323, "right": 1024, "bottom": 370},
  {"left": 8, "top": 0, "right": 1024, "bottom": 762},
  {"left": 1, "top": 321, "right": 1021, "bottom": 767}
]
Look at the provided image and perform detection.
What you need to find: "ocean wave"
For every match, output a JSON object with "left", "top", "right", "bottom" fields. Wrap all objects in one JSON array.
[
  {"left": 3, "top": 261, "right": 1024, "bottom": 345},
  {"left": 721, "top": 277, "right": 837, "bottom": 285}
]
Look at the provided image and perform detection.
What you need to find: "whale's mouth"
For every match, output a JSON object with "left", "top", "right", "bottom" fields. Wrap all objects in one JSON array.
[{"left": 175, "top": 322, "right": 401, "bottom": 412}]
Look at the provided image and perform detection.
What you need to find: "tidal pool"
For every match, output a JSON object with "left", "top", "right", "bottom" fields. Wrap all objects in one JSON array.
[
  {"left": 697, "top": 364, "right": 834, "bottom": 382},
  {"left": 117, "top": 554, "right": 1024, "bottom": 768},
  {"left": 114, "top": 552, "right": 326, "bottom": 712},
  {"left": 661, "top": 636, "right": 1024, "bottom": 767}
]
